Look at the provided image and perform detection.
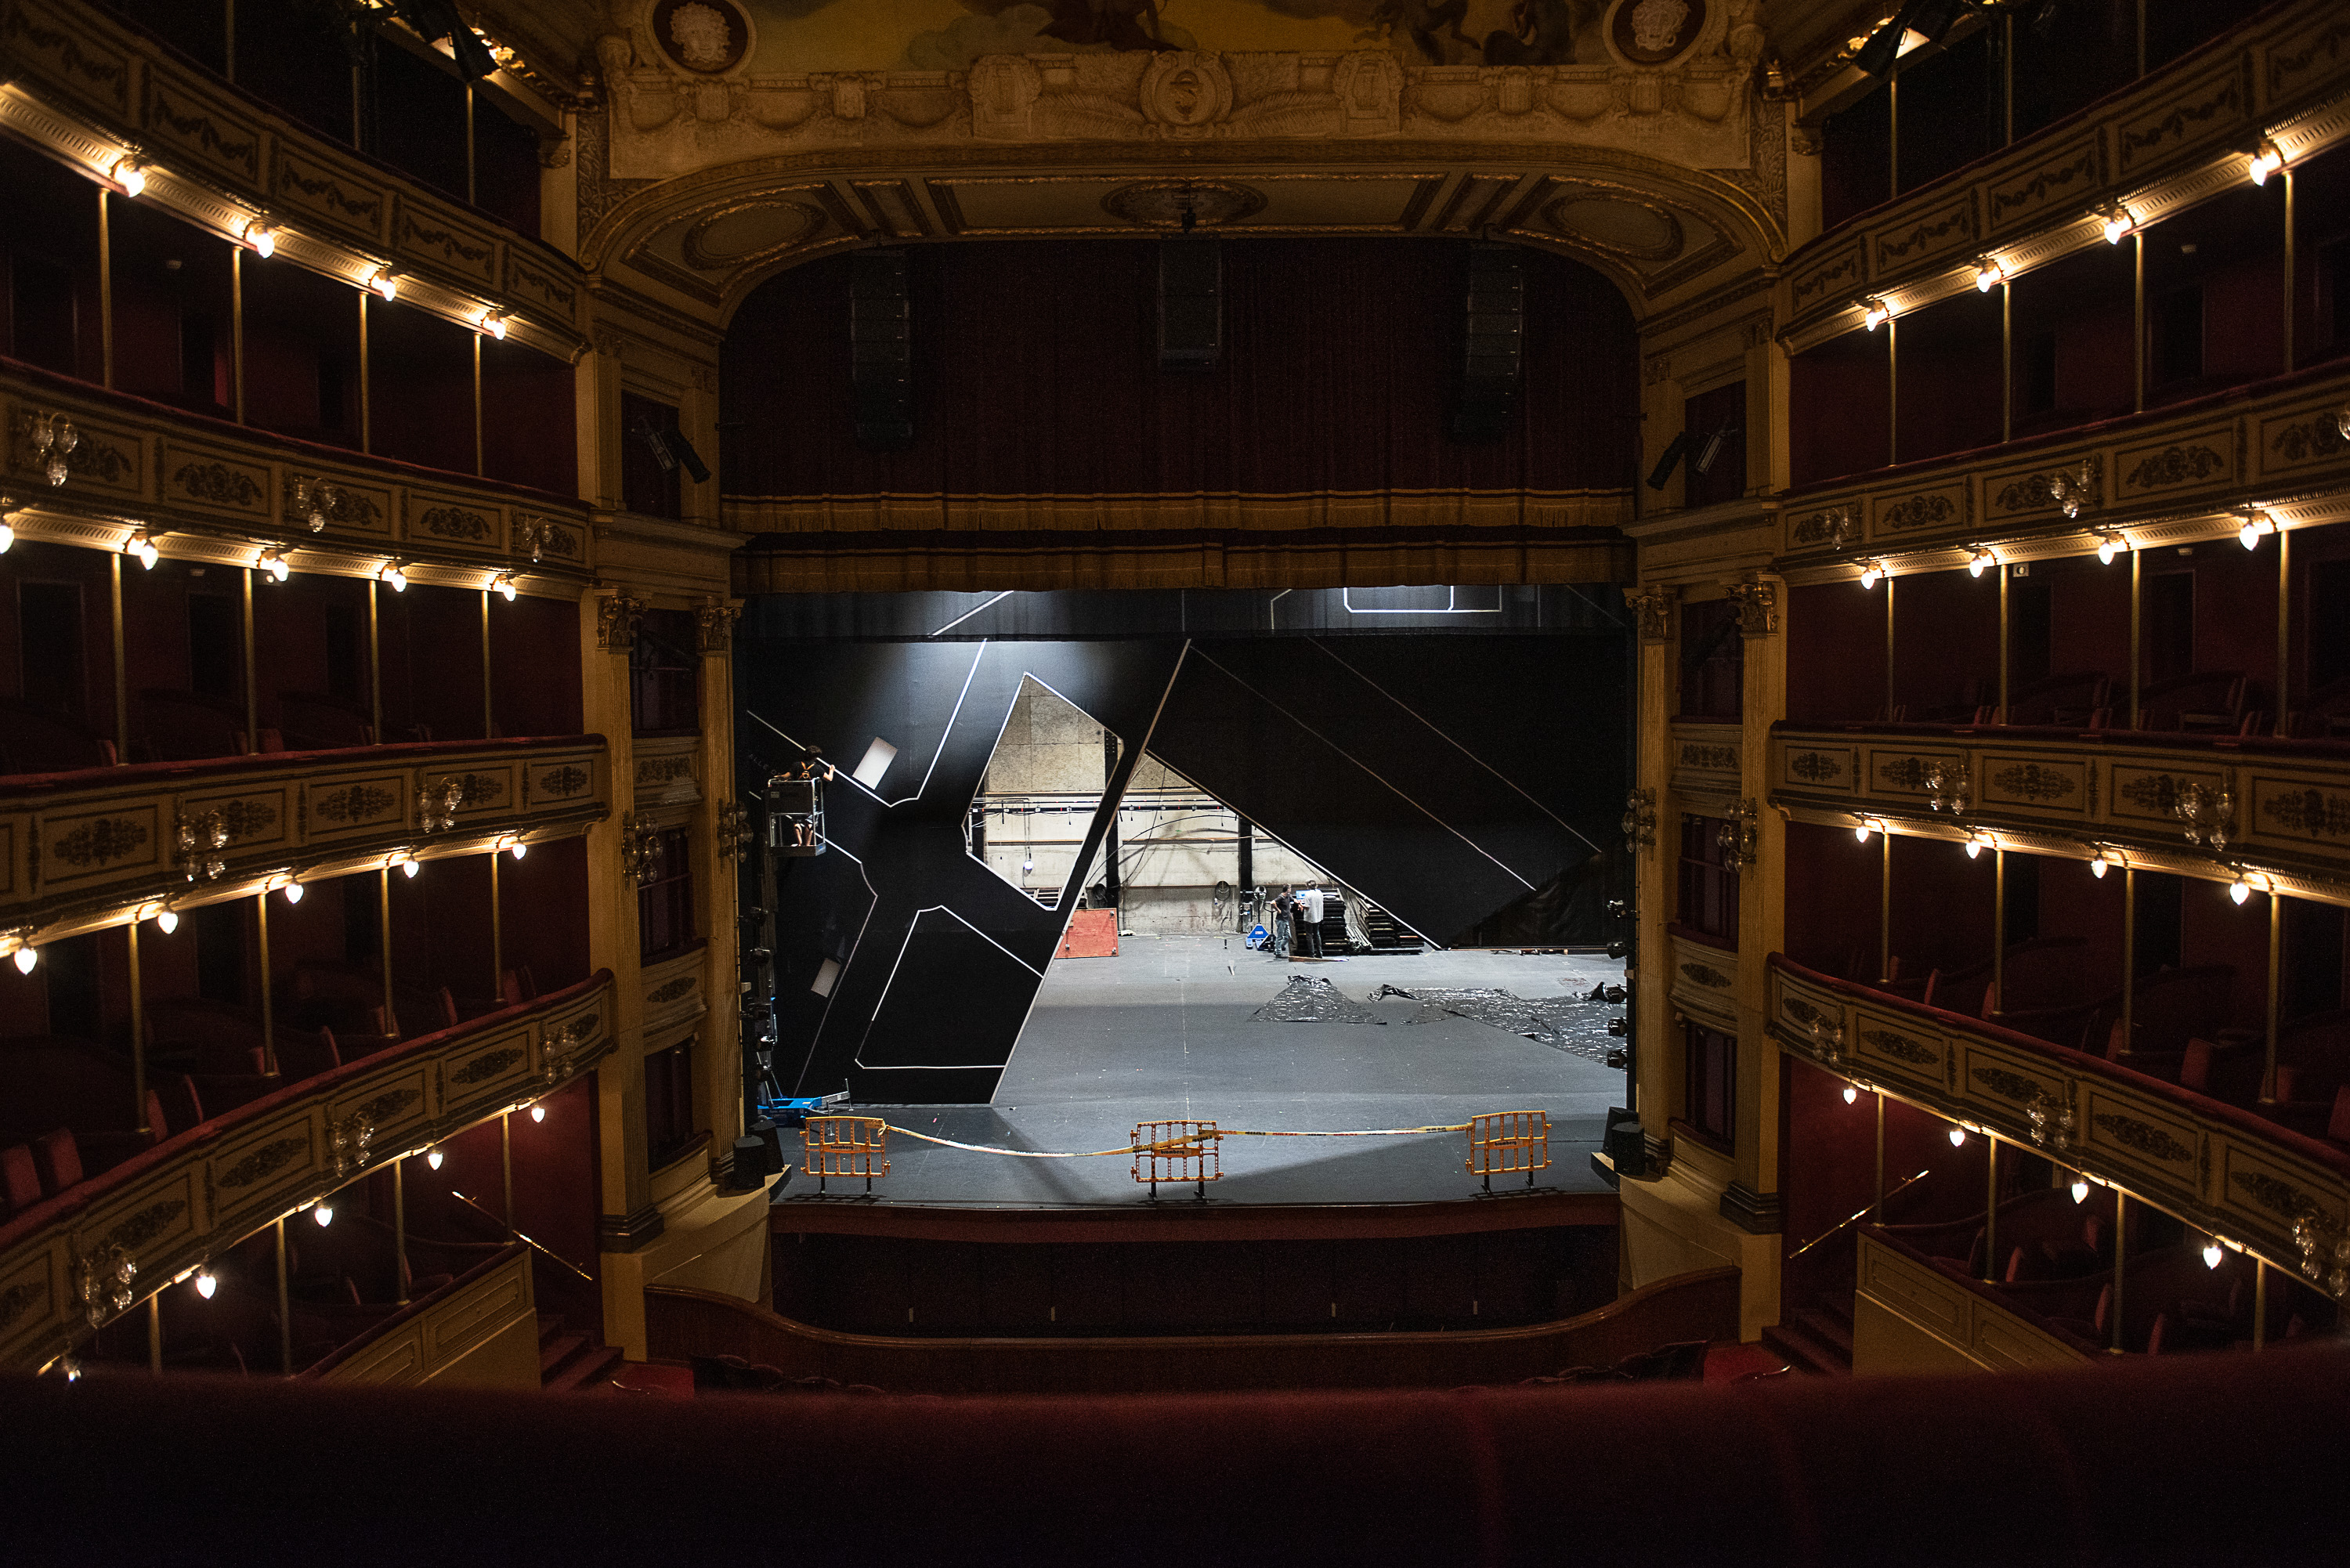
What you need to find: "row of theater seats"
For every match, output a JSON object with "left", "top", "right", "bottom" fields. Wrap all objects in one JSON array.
[
  {"left": 1875, "top": 670, "right": 2350, "bottom": 738},
  {"left": 1875, "top": 1183, "right": 2334, "bottom": 1356},
  {"left": 0, "top": 966, "right": 541, "bottom": 1224},
  {"left": 0, "top": 688, "right": 438, "bottom": 775}
]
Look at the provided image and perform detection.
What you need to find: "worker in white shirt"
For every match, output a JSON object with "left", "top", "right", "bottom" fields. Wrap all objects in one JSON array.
[{"left": 1296, "top": 885, "right": 1324, "bottom": 958}]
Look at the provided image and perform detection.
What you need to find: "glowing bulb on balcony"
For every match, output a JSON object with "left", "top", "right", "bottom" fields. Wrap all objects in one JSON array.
[
  {"left": 282, "top": 880, "right": 304, "bottom": 905},
  {"left": 1861, "top": 296, "right": 1889, "bottom": 331},
  {"left": 1855, "top": 822, "right": 1874, "bottom": 844},
  {"left": 112, "top": 157, "right": 146, "bottom": 197},
  {"left": 1842, "top": 1085, "right": 1859, "bottom": 1105},
  {"left": 127, "top": 531, "right": 159, "bottom": 570},
  {"left": 2231, "top": 875, "right": 2253, "bottom": 905},
  {"left": 530, "top": 1104, "right": 546, "bottom": 1123},
  {"left": 1968, "top": 547, "right": 1993, "bottom": 579},
  {"left": 2096, "top": 531, "right": 2123, "bottom": 565},
  {"left": 381, "top": 562, "right": 407, "bottom": 592},
  {"left": 402, "top": 858, "right": 420, "bottom": 879},
  {"left": 2101, "top": 205, "right": 2134, "bottom": 244},
  {"left": 11, "top": 945, "right": 35, "bottom": 975},
  {"left": 2204, "top": 1240, "right": 2225, "bottom": 1269},
  {"left": 258, "top": 547, "right": 290, "bottom": 583},
  {"left": 154, "top": 908, "right": 178, "bottom": 935},
  {"left": 2070, "top": 1180, "right": 2090, "bottom": 1204},
  {"left": 2240, "top": 510, "right": 2276, "bottom": 550},
  {"left": 425, "top": 1147, "right": 445, "bottom": 1170},
  {"left": 0, "top": 515, "right": 13, "bottom": 554},
  {"left": 508, "top": 839, "right": 527, "bottom": 861},
  {"left": 492, "top": 573, "right": 517, "bottom": 602},
  {"left": 2249, "top": 141, "right": 2284, "bottom": 186},
  {"left": 2091, "top": 856, "right": 2109, "bottom": 879},
  {"left": 194, "top": 1269, "right": 217, "bottom": 1299},
  {"left": 478, "top": 308, "right": 510, "bottom": 341},
  {"left": 367, "top": 267, "right": 400, "bottom": 302},
  {"left": 1858, "top": 562, "right": 1882, "bottom": 590},
  {"left": 243, "top": 219, "right": 275, "bottom": 258},
  {"left": 1974, "top": 257, "right": 2005, "bottom": 293},
  {"left": 1948, "top": 1126, "right": 1967, "bottom": 1147},
  {"left": 311, "top": 1202, "right": 333, "bottom": 1227}
]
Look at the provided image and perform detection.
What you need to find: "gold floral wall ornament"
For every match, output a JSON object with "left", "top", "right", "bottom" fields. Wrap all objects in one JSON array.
[
  {"left": 695, "top": 598, "right": 741, "bottom": 653},
  {"left": 618, "top": 811, "right": 660, "bottom": 887},
  {"left": 1716, "top": 797, "right": 1759, "bottom": 869},
  {"left": 597, "top": 591, "right": 646, "bottom": 651},
  {"left": 1725, "top": 577, "right": 1777, "bottom": 636},
  {"left": 1625, "top": 583, "right": 1677, "bottom": 641}
]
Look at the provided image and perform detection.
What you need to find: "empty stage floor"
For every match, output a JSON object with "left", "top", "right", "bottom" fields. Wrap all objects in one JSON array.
[{"left": 783, "top": 936, "right": 1627, "bottom": 1209}]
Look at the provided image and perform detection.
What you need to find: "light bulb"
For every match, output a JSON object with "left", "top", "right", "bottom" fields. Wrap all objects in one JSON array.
[
  {"left": 2231, "top": 877, "right": 2252, "bottom": 906},
  {"left": 1862, "top": 297, "right": 1889, "bottom": 331},
  {"left": 368, "top": 267, "right": 399, "bottom": 302},
  {"left": 0, "top": 518, "right": 13, "bottom": 553},
  {"left": 2203, "top": 1241, "right": 2225, "bottom": 1269},
  {"left": 478, "top": 309, "right": 509, "bottom": 340},
  {"left": 1842, "top": 1085, "right": 1859, "bottom": 1105},
  {"left": 1858, "top": 563, "right": 1882, "bottom": 590},
  {"left": 283, "top": 880, "right": 305, "bottom": 905},
  {"left": 508, "top": 840, "right": 527, "bottom": 861},
  {"left": 1965, "top": 840, "right": 1982, "bottom": 860},
  {"left": 1854, "top": 822, "right": 1874, "bottom": 844},
  {"left": 425, "top": 1147, "right": 444, "bottom": 1170},
  {"left": 2070, "top": 1180, "right": 2089, "bottom": 1204},
  {"left": 381, "top": 563, "right": 407, "bottom": 592},
  {"left": 2241, "top": 518, "right": 2261, "bottom": 549},
  {"left": 113, "top": 157, "right": 146, "bottom": 197},
  {"left": 1948, "top": 1127, "right": 1967, "bottom": 1147},
  {"left": 258, "top": 548, "right": 290, "bottom": 583},
  {"left": 2249, "top": 142, "right": 2283, "bottom": 186},
  {"left": 244, "top": 219, "right": 275, "bottom": 258},
  {"left": 2097, "top": 533, "right": 2120, "bottom": 565},
  {"left": 11, "top": 946, "right": 34, "bottom": 974},
  {"left": 154, "top": 909, "right": 178, "bottom": 934},
  {"left": 194, "top": 1269, "right": 217, "bottom": 1299},
  {"left": 1968, "top": 549, "right": 1992, "bottom": 579},
  {"left": 312, "top": 1203, "right": 333, "bottom": 1227},
  {"left": 128, "top": 533, "right": 159, "bottom": 569},
  {"left": 2102, "top": 207, "right": 2133, "bottom": 244},
  {"left": 2090, "top": 857, "right": 2108, "bottom": 879},
  {"left": 401, "top": 858, "right": 420, "bottom": 879},
  {"left": 1974, "top": 258, "right": 2003, "bottom": 293},
  {"left": 493, "top": 573, "right": 517, "bottom": 602},
  {"left": 530, "top": 1104, "right": 546, "bottom": 1123}
]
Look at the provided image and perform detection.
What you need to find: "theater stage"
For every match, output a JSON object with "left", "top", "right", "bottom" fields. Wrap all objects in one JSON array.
[{"left": 776, "top": 936, "right": 1627, "bottom": 1210}]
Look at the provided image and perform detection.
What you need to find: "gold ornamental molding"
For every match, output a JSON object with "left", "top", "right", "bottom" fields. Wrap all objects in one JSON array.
[
  {"left": 0, "top": 972, "right": 616, "bottom": 1373},
  {"left": 1774, "top": 365, "right": 2350, "bottom": 580},
  {"left": 1781, "top": 0, "right": 2350, "bottom": 352},
  {"left": 1768, "top": 725, "right": 2350, "bottom": 912},
  {"left": 1, "top": 365, "right": 594, "bottom": 593},
  {"left": 1770, "top": 956, "right": 2350, "bottom": 1295},
  {"left": 0, "top": 737, "right": 607, "bottom": 950}
]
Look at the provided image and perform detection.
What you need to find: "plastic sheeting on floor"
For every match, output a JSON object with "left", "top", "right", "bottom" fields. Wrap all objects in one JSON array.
[
  {"left": 1248, "top": 974, "right": 1389, "bottom": 1024},
  {"left": 1372, "top": 985, "right": 1620, "bottom": 1064}
]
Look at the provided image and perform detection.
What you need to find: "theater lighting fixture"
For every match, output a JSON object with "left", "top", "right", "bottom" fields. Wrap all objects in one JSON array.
[
  {"left": 426, "top": 1147, "right": 445, "bottom": 1170},
  {"left": 530, "top": 1104, "right": 547, "bottom": 1123},
  {"left": 2248, "top": 140, "right": 2285, "bottom": 186},
  {"left": 1858, "top": 561, "right": 1883, "bottom": 590},
  {"left": 1965, "top": 837, "right": 1983, "bottom": 860},
  {"left": 380, "top": 562, "right": 407, "bottom": 592},
  {"left": 2231, "top": 874, "right": 2253, "bottom": 905},
  {"left": 492, "top": 572, "right": 517, "bottom": 601},
  {"left": 242, "top": 219, "right": 276, "bottom": 258},
  {"left": 2239, "top": 509, "right": 2276, "bottom": 549},
  {"left": 1974, "top": 256, "right": 2005, "bottom": 293},
  {"left": 193, "top": 1267, "right": 218, "bottom": 1299},
  {"left": 0, "top": 512, "right": 14, "bottom": 554},
  {"left": 508, "top": 838, "right": 527, "bottom": 861},
  {"left": 111, "top": 157, "right": 146, "bottom": 197},
  {"left": 2204, "top": 1240, "right": 2225, "bottom": 1269},
  {"left": 1854, "top": 820, "right": 1875, "bottom": 844},
  {"left": 1021, "top": 858, "right": 1036, "bottom": 873},
  {"left": 2090, "top": 854, "right": 2110, "bottom": 879},
  {"left": 126, "top": 530, "right": 159, "bottom": 570},
  {"left": 1968, "top": 547, "right": 1993, "bottom": 578},
  {"left": 2100, "top": 204, "right": 2135, "bottom": 244},
  {"left": 1948, "top": 1127, "right": 1967, "bottom": 1147},
  {"left": 10, "top": 944, "right": 34, "bottom": 975},
  {"left": 1843, "top": 1085, "right": 1859, "bottom": 1105},
  {"left": 154, "top": 905, "right": 178, "bottom": 935},
  {"left": 477, "top": 308, "right": 510, "bottom": 341},
  {"left": 367, "top": 267, "right": 400, "bottom": 302},
  {"left": 257, "top": 547, "right": 291, "bottom": 583},
  {"left": 2070, "top": 1180, "right": 2090, "bottom": 1204},
  {"left": 1861, "top": 296, "right": 1890, "bottom": 331},
  {"left": 279, "top": 876, "right": 304, "bottom": 905},
  {"left": 311, "top": 1202, "right": 333, "bottom": 1227},
  {"left": 2095, "top": 530, "right": 2124, "bottom": 565}
]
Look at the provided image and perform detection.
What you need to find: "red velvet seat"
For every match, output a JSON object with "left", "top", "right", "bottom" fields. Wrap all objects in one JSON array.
[
  {"left": 0, "top": 1143, "right": 41, "bottom": 1217},
  {"left": 32, "top": 1128, "right": 82, "bottom": 1197}
]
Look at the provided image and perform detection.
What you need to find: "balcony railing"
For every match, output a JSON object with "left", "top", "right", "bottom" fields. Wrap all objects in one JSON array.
[
  {"left": 0, "top": 0, "right": 585, "bottom": 360},
  {"left": 0, "top": 734, "right": 607, "bottom": 948},
  {"left": 2, "top": 358, "right": 595, "bottom": 589},
  {"left": 1768, "top": 721, "right": 2350, "bottom": 905},
  {"left": 0, "top": 970, "right": 614, "bottom": 1372},
  {"left": 1768, "top": 954, "right": 2350, "bottom": 1298},
  {"left": 1781, "top": 0, "right": 2350, "bottom": 352}
]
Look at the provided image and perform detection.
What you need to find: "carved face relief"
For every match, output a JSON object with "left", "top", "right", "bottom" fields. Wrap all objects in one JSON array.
[
  {"left": 1611, "top": 0, "right": 1707, "bottom": 64},
  {"left": 1632, "top": 0, "right": 1693, "bottom": 52},
  {"left": 652, "top": 0, "right": 749, "bottom": 74},
  {"left": 1167, "top": 69, "right": 1202, "bottom": 117}
]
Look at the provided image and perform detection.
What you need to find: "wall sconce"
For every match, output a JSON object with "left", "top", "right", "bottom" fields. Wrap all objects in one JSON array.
[
  {"left": 1853, "top": 818, "right": 1875, "bottom": 844},
  {"left": 2100, "top": 204, "right": 2135, "bottom": 244},
  {"left": 194, "top": 1268, "right": 217, "bottom": 1299},
  {"left": 1860, "top": 296, "right": 1889, "bottom": 331},
  {"left": 2291, "top": 1212, "right": 2350, "bottom": 1299},
  {"left": 619, "top": 812, "right": 660, "bottom": 887},
  {"left": 1622, "top": 787, "right": 1658, "bottom": 853},
  {"left": 2229, "top": 871, "right": 2254, "bottom": 906},
  {"left": 717, "top": 800, "right": 753, "bottom": 863},
  {"left": 477, "top": 308, "right": 510, "bottom": 340},
  {"left": 367, "top": 267, "right": 400, "bottom": 302},
  {"left": 1967, "top": 547, "right": 1994, "bottom": 579},
  {"left": 125, "top": 529, "right": 160, "bottom": 570},
  {"left": 31, "top": 413, "right": 78, "bottom": 487},
  {"left": 1973, "top": 256, "right": 2005, "bottom": 293},
  {"left": 380, "top": 562, "right": 407, "bottom": 592},
  {"left": 1964, "top": 834, "right": 1985, "bottom": 860},
  {"left": 503, "top": 835, "right": 529, "bottom": 861},
  {"left": 151, "top": 901, "right": 179, "bottom": 935},
  {"left": 291, "top": 476, "right": 343, "bottom": 533},
  {"left": 2088, "top": 848, "right": 2117, "bottom": 879},
  {"left": 2048, "top": 461, "right": 2095, "bottom": 519},
  {"left": 110, "top": 157, "right": 146, "bottom": 197},
  {"left": 516, "top": 516, "right": 553, "bottom": 563},
  {"left": 257, "top": 547, "right": 291, "bottom": 583},
  {"left": 491, "top": 572, "right": 518, "bottom": 601},
  {"left": 9, "top": 933, "right": 36, "bottom": 974},
  {"left": 1857, "top": 560, "right": 1883, "bottom": 590},
  {"left": 74, "top": 1242, "right": 137, "bottom": 1328},
  {"left": 2095, "top": 529, "right": 2124, "bottom": 565},
  {"left": 0, "top": 510, "right": 14, "bottom": 555},
  {"left": 2175, "top": 782, "right": 2233, "bottom": 850},
  {"left": 242, "top": 219, "right": 276, "bottom": 258},
  {"left": 1716, "top": 799, "right": 1760, "bottom": 870},
  {"left": 1924, "top": 761, "right": 1971, "bottom": 816},
  {"left": 2248, "top": 139, "right": 2285, "bottom": 186},
  {"left": 2239, "top": 508, "right": 2277, "bottom": 550},
  {"left": 418, "top": 778, "right": 463, "bottom": 834},
  {"left": 175, "top": 808, "right": 230, "bottom": 882},
  {"left": 273, "top": 873, "right": 305, "bottom": 905}
]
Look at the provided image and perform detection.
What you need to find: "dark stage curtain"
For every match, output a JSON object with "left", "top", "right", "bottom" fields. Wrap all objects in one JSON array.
[{"left": 721, "top": 238, "right": 1637, "bottom": 500}]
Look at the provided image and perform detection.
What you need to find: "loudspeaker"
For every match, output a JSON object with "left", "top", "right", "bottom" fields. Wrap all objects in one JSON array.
[
  {"left": 850, "top": 248, "right": 913, "bottom": 450},
  {"left": 728, "top": 1134, "right": 770, "bottom": 1190},
  {"left": 1603, "top": 1107, "right": 1645, "bottom": 1179},
  {"left": 1158, "top": 237, "right": 1222, "bottom": 370},
  {"left": 1451, "top": 241, "right": 1524, "bottom": 442}
]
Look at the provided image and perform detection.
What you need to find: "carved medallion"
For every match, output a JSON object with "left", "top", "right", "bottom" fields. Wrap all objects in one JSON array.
[
  {"left": 173, "top": 461, "right": 263, "bottom": 508},
  {"left": 1679, "top": 743, "right": 1738, "bottom": 771},
  {"left": 2270, "top": 417, "right": 2349, "bottom": 466},
  {"left": 418, "top": 506, "right": 492, "bottom": 542},
  {"left": 649, "top": 0, "right": 750, "bottom": 74},
  {"left": 102, "top": 1198, "right": 188, "bottom": 1253},
  {"left": 1880, "top": 493, "right": 1955, "bottom": 532},
  {"left": 1101, "top": 179, "right": 1265, "bottom": 229},
  {"left": 2117, "top": 774, "right": 2185, "bottom": 814},
  {"left": 1611, "top": 0, "right": 1708, "bottom": 65},
  {"left": 648, "top": 976, "right": 697, "bottom": 1006},
  {"left": 356, "top": 1087, "right": 421, "bottom": 1126},
  {"left": 537, "top": 764, "right": 590, "bottom": 800},
  {"left": 1679, "top": 961, "right": 1730, "bottom": 989}
]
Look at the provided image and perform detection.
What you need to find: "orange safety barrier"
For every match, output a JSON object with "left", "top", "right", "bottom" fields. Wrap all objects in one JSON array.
[
  {"left": 1132, "top": 1120, "right": 1220, "bottom": 1199},
  {"left": 802, "top": 1116, "right": 890, "bottom": 1194},
  {"left": 1466, "top": 1111, "right": 1549, "bottom": 1191}
]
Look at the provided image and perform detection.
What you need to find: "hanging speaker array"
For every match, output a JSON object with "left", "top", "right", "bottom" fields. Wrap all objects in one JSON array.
[
  {"left": 1452, "top": 242, "right": 1524, "bottom": 443},
  {"left": 851, "top": 248, "right": 914, "bottom": 450}
]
